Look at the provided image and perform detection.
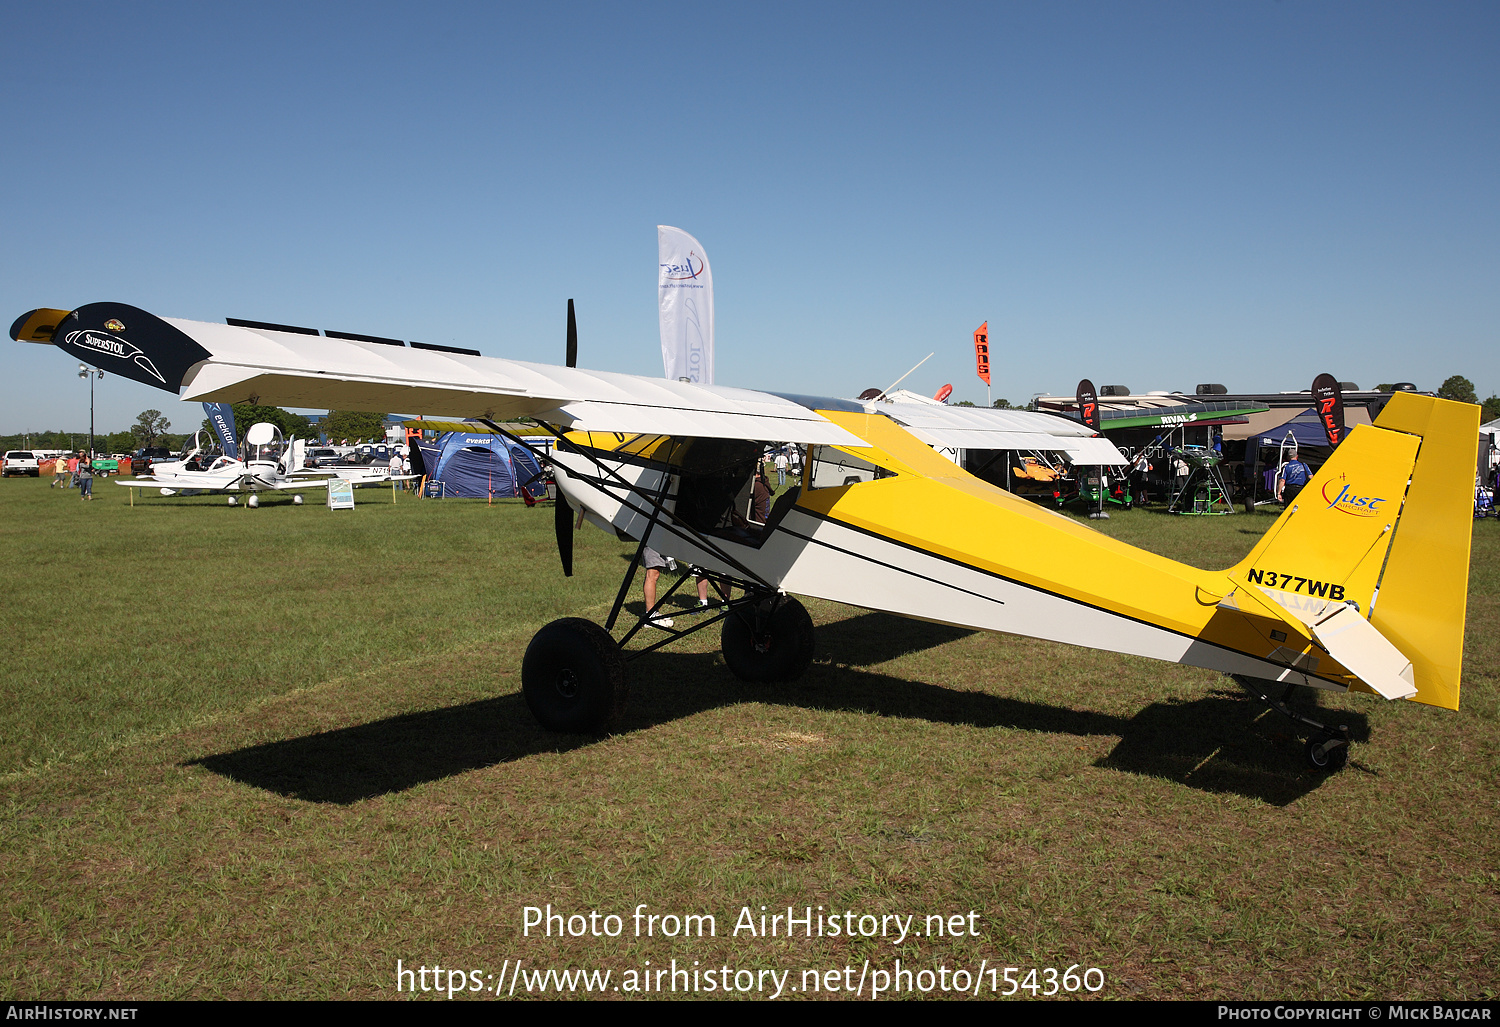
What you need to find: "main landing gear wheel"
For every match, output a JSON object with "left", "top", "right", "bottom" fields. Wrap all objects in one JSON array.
[
  {"left": 721, "top": 595, "right": 815, "bottom": 683},
  {"left": 1305, "top": 732, "right": 1350, "bottom": 773},
  {"left": 522, "top": 618, "right": 628, "bottom": 733}
]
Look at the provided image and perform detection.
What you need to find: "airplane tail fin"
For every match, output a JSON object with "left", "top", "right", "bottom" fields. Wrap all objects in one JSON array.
[
  {"left": 1364, "top": 394, "right": 1477, "bottom": 710},
  {"left": 1228, "top": 393, "right": 1477, "bottom": 709}
]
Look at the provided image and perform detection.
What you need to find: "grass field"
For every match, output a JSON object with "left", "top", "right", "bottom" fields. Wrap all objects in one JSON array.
[{"left": 2, "top": 475, "right": 1497, "bottom": 1000}]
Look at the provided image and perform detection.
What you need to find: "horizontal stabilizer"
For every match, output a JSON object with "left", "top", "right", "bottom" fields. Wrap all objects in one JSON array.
[{"left": 1253, "top": 585, "right": 1417, "bottom": 700}]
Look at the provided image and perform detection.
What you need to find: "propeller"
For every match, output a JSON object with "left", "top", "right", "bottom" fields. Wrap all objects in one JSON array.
[
  {"left": 555, "top": 489, "right": 574, "bottom": 577},
  {"left": 556, "top": 298, "right": 577, "bottom": 576},
  {"left": 566, "top": 298, "right": 578, "bottom": 368}
]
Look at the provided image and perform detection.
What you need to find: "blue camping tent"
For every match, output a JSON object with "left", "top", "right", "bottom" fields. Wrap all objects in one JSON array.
[
  {"left": 1250, "top": 408, "right": 1340, "bottom": 450},
  {"left": 1248, "top": 407, "right": 1342, "bottom": 497},
  {"left": 414, "top": 432, "right": 546, "bottom": 499}
]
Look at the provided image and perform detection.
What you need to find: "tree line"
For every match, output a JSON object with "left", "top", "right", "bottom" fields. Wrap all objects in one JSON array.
[{"left": 2, "top": 407, "right": 392, "bottom": 454}]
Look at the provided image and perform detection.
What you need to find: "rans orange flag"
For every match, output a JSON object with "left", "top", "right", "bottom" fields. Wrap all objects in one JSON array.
[{"left": 973, "top": 322, "right": 991, "bottom": 385}]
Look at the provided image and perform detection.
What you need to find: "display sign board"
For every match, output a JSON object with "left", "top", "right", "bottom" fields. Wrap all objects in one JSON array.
[{"left": 327, "top": 479, "right": 355, "bottom": 510}]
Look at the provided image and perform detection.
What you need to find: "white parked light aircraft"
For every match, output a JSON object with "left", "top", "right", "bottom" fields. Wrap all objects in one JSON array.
[
  {"left": 12, "top": 302, "right": 1478, "bottom": 770},
  {"left": 854, "top": 388, "right": 1128, "bottom": 472},
  {"left": 115, "top": 422, "right": 401, "bottom": 500}
]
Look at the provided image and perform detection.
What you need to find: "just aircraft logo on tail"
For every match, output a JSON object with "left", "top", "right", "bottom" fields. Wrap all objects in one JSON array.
[
  {"left": 64, "top": 328, "right": 166, "bottom": 383},
  {"left": 1321, "top": 472, "right": 1386, "bottom": 517}
]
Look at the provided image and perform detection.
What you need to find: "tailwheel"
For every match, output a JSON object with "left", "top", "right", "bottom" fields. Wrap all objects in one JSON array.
[
  {"left": 721, "top": 595, "right": 815, "bottom": 683},
  {"left": 1305, "top": 731, "right": 1350, "bottom": 773},
  {"left": 522, "top": 618, "right": 628, "bottom": 733}
]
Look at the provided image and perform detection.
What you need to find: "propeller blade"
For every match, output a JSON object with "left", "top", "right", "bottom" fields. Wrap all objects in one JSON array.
[
  {"left": 566, "top": 298, "right": 578, "bottom": 368},
  {"left": 555, "top": 489, "right": 574, "bottom": 577}
]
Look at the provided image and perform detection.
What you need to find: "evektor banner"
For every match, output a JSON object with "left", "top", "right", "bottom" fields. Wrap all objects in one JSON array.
[{"left": 202, "top": 402, "right": 238, "bottom": 459}]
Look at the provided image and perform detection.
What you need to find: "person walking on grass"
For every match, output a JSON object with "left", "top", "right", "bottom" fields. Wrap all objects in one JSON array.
[
  {"left": 76, "top": 451, "right": 93, "bottom": 501},
  {"left": 51, "top": 456, "right": 69, "bottom": 488}
]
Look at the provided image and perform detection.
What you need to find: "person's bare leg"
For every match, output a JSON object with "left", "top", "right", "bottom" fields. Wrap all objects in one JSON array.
[{"left": 644, "top": 567, "right": 659, "bottom": 614}]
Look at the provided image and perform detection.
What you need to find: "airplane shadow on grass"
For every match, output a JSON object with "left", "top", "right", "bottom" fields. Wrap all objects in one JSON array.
[{"left": 192, "top": 612, "right": 1367, "bottom": 808}]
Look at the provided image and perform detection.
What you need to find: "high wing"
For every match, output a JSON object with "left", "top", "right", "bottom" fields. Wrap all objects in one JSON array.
[{"left": 15, "top": 303, "right": 863, "bottom": 447}]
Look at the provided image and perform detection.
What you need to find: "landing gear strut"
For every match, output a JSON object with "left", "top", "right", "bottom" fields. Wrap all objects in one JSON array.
[
  {"left": 521, "top": 587, "right": 817, "bottom": 733},
  {"left": 1232, "top": 675, "right": 1352, "bottom": 773},
  {"left": 502, "top": 416, "right": 818, "bottom": 734}
]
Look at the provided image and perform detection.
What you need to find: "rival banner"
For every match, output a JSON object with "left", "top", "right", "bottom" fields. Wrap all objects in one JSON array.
[
  {"left": 1311, "top": 373, "right": 1345, "bottom": 446},
  {"left": 202, "top": 402, "right": 239, "bottom": 459},
  {"left": 973, "top": 322, "right": 990, "bottom": 386},
  {"left": 1076, "top": 379, "right": 1100, "bottom": 431},
  {"left": 658, "top": 226, "right": 714, "bottom": 384}
]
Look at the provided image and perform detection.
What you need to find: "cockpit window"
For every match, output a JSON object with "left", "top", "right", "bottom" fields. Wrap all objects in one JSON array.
[{"left": 805, "top": 446, "right": 895, "bottom": 489}]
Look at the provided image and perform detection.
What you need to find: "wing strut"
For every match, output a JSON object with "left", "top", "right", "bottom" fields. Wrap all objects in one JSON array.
[
  {"left": 604, "top": 474, "right": 670, "bottom": 633},
  {"left": 481, "top": 418, "right": 779, "bottom": 594},
  {"left": 473, "top": 418, "right": 789, "bottom": 661}
]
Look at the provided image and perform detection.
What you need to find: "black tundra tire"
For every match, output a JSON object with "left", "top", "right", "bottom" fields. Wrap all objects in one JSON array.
[{"left": 522, "top": 618, "right": 628, "bottom": 733}]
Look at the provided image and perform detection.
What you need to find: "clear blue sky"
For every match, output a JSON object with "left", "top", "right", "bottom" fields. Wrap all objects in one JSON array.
[{"left": 4, "top": 1, "right": 1496, "bottom": 435}]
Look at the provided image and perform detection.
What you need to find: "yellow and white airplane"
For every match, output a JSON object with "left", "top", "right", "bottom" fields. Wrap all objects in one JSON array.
[{"left": 12, "top": 303, "right": 1478, "bottom": 770}]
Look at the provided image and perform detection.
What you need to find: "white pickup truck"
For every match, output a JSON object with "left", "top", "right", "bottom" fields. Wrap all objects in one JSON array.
[{"left": 2, "top": 451, "right": 40, "bottom": 477}]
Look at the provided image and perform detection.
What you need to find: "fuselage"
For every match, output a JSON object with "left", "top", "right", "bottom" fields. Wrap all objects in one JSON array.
[{"left": 550, "top": 409, "right": 1359, "bottom": 697}]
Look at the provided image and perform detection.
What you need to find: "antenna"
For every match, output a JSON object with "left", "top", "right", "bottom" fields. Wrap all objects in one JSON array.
[{"left": 879, "top": 353, "right": 934, "bottom": 399}]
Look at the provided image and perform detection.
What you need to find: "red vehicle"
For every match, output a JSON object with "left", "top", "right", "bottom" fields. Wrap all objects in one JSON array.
[{"left": 131, "top": 447, "right": 174, "bottom": 475}]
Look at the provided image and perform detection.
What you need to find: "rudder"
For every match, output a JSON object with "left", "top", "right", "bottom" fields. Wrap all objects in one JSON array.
[{"left": 1366, "top": 393, "right": 1478, "bottom": 710}]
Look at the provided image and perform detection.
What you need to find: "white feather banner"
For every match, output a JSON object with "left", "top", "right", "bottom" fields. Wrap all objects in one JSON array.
[{"left": 658, "top": 225, "right": 714, "bottom": 384}]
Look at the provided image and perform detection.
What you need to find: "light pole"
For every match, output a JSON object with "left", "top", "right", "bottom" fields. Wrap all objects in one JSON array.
[{"left": 78, "top": 364, "right": 103, "bottom": 460}]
